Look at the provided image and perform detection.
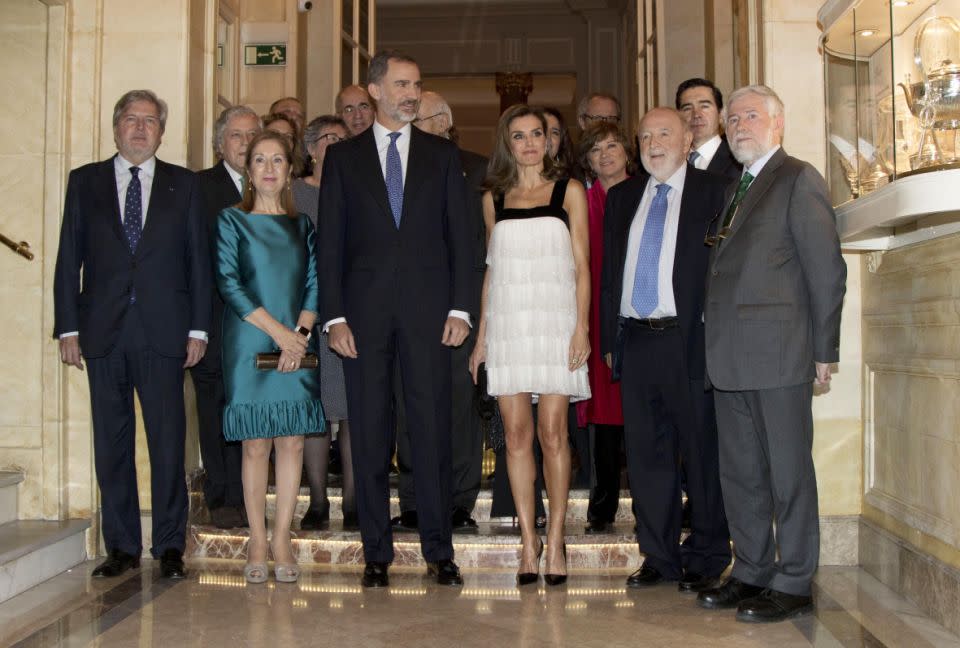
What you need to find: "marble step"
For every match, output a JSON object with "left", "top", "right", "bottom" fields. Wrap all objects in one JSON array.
[
  {"left": 189, "top": 487, "right": 639, "bottom": 526},
  {"left": 0, "top": 472, "right": 23, "bottom": 526},
  {"left": 187, "top": 521, "right": 640, "bottom": 571},
  {"left": 0, "top": 519, "right": 90, "bottom": 604}
]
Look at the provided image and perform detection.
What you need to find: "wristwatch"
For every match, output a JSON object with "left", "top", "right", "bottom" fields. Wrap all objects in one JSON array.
[{"left": 295, "top": 325, "right": 312, "bottom": 341}]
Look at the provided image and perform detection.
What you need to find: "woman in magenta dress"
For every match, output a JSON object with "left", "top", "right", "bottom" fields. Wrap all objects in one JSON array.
[{"left": 575, "top": 122, "right": 635, "bottom": 534}]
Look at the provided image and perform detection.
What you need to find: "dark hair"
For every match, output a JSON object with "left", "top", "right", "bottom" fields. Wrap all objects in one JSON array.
[
  {"left": 540, "top": 106, "right": 576, "bottom": 175},
  {"left": 483, "top": 104, "right": 565, "bottom": 198},
  {"left": 240, "top": 130, "right": 298, "bottom": 218},
  {"left": 368, "top": 50, "right": 418, "bottom": 85},
  {"left": 675, "top": 78, "right": 724, "bottom": 111},
  {"left": 262, "top": 113, "right": 304, "bottom": 177},
  {"left": 576, "top": 122, "right": 637, "bottom": 182}
]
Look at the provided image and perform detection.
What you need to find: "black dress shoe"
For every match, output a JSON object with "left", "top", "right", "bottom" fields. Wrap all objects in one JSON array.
[
  {"left": 300, "top": 504, "right": 330, "bottom": 530},
  {"left": 427, "top": 559, "right": 464, "bottom": 586},
  {"left": 626, "top": 564, "right": 664, "bottom": 588},
  {"left": 210, "top": 506, "right": 243, "bottom": 529},
  {"left": 361, "top": 561, "right": 389, "bottom": 588},
  {"left": 583, "top": 519, "right": 610, "bottom": 535},
  {"left": 92, "top": 549, "right": 140, "bottom": 578},
  {"left": 736, "top": 589, "right": 814, "bottom": 623},
  {"left": 451, "top": 508, "right": 478, "bottom": 534},
  {"left": 390, "top": 510, "right": 418, "bottom": 531},
  {"left": 159, "top": 549, "right": 186, "bottom": 579},
  {"left": 697, "top": 577, "right": 765, "bottom": 609},
  {"left": 341, "top": 510, "right": 360, "bottom": 531},
  {"left": 678, "top": 571, "right": 714, "bottom": 593}
]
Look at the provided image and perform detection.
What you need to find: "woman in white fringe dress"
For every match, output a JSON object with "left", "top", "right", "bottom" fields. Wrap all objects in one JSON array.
[{"left": 470, "top": 104, "right": 591, "bottom": 587}]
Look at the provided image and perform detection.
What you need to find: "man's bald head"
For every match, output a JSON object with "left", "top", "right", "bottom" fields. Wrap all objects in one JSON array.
[
  {"left": 414, "top": 91, "right": 453, "bottom": 138},
  {"left": 336, "top": 84, "right": 375, "bottom": 136}
]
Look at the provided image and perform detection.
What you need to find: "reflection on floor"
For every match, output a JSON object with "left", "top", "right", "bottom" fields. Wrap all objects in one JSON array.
[{"left": 2, "top": 562, "right": 959, "bottom": 647}]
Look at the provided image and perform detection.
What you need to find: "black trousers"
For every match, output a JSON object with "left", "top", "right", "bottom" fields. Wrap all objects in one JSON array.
[
  {"left": 587, "top": 424, "right": 623, "bottom": 523},
  {"left": 714, "top": 383, "right": 818, "bottom": 596},
  {"left": 620, "top": 322, "right": 730, "bottom": 579},
  {"left": 189, "top": 297, "right": 242, "bottom": 510},
  {"left": 342, "top": 311, "right": 454, "bottom": 564},
  {"left": 397, "top": 325, "right": 483, "bottom": 514},
  {"left": 86, "top": 309, "right": 188, "bottom": 558}
]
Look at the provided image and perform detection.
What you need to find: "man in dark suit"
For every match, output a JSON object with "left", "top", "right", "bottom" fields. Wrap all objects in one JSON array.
[
  {"left": 393, "top": 91, "right": 487, "bottom": 534},
  {"left": 53, "top": 89, "right": 212, "bottom": 579},
  {"left": 676, "top": 78, "right": 741, "bottom": 183},
  {"left": 600, "top": 107, "right": 731, "bottom": 592},
  {"left": 193, "top": 105, "right": 261, "bottom": 529},
  {"left": 318, "top": 51, "right": 473, "bottom": 588},
  {"left": 697, "top": 85, "right": 846, "bottom": 622}
]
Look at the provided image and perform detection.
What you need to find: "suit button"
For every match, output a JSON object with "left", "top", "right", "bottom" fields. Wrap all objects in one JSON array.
[{"left": 711, "top": 270, "right": 718, "bottom": 276}]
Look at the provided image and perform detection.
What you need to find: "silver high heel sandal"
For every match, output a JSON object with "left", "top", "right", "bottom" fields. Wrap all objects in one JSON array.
[
  {"left": 244, "top": 562, "right": 268, "bottom": 584},
  {"left": 274, "top": 563, "right": 300, "bottom": 583}
]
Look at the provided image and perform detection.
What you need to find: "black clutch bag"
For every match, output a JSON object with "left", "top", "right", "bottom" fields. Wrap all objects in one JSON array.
[
  {"left": 255, "top": 352, "right": 319, "bottom": 370},
  {"left": 474, "top": 363, "right": 505, "bottom": 451}
]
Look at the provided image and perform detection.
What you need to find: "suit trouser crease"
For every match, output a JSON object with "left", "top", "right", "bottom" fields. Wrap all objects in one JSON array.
[
  {"left": 714, "top": 384, "right": 819, "bottom": 596},
  {"left": 87, "top": 309, "right": 188, "bottom": 557},
  {"left": 344, "top": 308, "right": 454, "bottom": 564},
  {"left": 621, "top": 325, "right": 730, "bottom": 578}
]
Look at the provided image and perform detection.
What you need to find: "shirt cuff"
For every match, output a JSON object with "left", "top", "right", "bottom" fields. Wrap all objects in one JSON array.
[
  {"left": 448, "top": 310, "right": 472, "bottom": 327},
  {"left": 188, "top": 330, "right": 208, "bottom": 343},
  {"left": 59, "top": 332, "right": 79, "bottom": 339},
  {"left": 323, "top": 317, "right": 346, "bottom": 333}
]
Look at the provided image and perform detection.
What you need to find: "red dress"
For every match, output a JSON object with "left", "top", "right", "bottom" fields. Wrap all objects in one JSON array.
[{"left": 576, "top": 180, "right": 624, "bottom": 427}]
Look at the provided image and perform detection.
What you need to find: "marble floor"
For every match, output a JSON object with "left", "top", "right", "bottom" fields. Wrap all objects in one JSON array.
[{"left": 2, "top": 562, "right": 959, "bottom": 648}]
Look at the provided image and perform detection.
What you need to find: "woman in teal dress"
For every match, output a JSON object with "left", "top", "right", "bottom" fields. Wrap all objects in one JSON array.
[{"left": 216, "top": 130, "right": 324, "bottom": 584}]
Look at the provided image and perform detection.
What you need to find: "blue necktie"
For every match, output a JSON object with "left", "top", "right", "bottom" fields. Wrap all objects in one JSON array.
[
  {"left": 386, "top": 132, "right": 403, "bottom": 228},
  {"left": 631, "top": 183, "right": 671, "bottom": 317},
  {"left": 124, "top": 166, "right": 143, "bottom": 253}
]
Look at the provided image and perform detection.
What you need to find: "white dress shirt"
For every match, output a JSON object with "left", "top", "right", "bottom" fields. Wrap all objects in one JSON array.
[
  {"left": 323, "top": 120, "right": 470, "bottom": 332},
  {"left": 61, "top": 154, "right": 206, "bottom": 342},
  {"left": 692, "top": 134, "right": 722, "bottom": 170},
  {"left": 223, "top": 160, "right": 244, "bottom": 195},
  {"left": 620, "top": 164, "right": 686, "bottom": 319},
  {"left": 745, "top": 144, "right": 781, "bottom": 179}
]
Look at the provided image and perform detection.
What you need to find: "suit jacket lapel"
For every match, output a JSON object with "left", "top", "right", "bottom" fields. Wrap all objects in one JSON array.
[
  {"left": 401, "top": 129, "right": 430, "bottom": 223},
  {"left": 139, "top": 159, "right": 172, "bottom": 252},
  {"left": 716, "top": 147, "right": 786, "bottom": 254},
  {"left": 355, "top": 128, "right": 393, "bottom": 222},
  {"left": 216, "top": 161, "right": 241, "bottom": 204},
  {"left": 100, "top": 156, "right": 126, "bottom": 246}
]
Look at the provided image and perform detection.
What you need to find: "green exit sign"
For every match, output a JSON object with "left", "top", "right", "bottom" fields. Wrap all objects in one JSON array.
[{"left": 244, "top": 44, "right": 287, "bottom": 66}]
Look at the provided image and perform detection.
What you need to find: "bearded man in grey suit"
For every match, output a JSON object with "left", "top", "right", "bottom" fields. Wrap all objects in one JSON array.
[{"left": 697, "top": 85, "right": 846, "bottom": 623}]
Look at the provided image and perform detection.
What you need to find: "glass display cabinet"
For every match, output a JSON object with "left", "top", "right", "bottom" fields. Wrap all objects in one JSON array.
[{"left": 821, "top": 0, "right": 960, "bottom": 248}]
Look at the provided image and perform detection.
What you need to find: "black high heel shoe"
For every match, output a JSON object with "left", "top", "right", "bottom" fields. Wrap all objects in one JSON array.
[
  {"left": 516, "top": 538, "right": 544, "bottom": 586},
  {"left": 544, "top": 543, "right": 568, "bottom": 586}
]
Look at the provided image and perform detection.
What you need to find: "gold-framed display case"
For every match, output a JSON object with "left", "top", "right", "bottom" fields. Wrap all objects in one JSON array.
[{"left": 821, "top": 0, "right": 960, "bottom": 207}]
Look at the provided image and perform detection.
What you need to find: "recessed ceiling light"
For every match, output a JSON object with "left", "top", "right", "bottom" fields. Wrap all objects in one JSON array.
[
  {"left": 858, "top": 29, "right": 878, "bottom": 37},
  {"left": 892, "top": 0, "right": 912, "bottom": 7}
]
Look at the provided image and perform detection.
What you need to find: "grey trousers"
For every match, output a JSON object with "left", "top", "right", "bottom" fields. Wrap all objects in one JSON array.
[{"left": 713, "top": 382, "right": 819, "bottom": 596}]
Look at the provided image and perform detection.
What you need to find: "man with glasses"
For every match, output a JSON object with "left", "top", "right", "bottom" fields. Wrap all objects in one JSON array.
[
  {"left": 698, "top": 85, "right": 846, "bottom": 623},
  {"left": 600, "top": 107, "right": 731, "bottom": 594},
  {"left": 336, "top": 84, "right": 376, "bottom": 137},
  {"left": 577, "top": 92, "right": 622, "bottom": 130}
]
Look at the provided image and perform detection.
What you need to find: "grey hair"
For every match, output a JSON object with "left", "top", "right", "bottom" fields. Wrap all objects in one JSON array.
[
  {"left": 212, "top": 105, "right": 261, "bottom": 155},
  {"left": 420, "top": 91, "right": 453, "bottom": 125},
  {"left": 576, "top": 92, "right": 621, "bottom": 118},
  {"left": 726, "top": 84, "right": 785, "bottom": 118},
  {"left": 303, "top": 115, "right": 348, "bottom": 150},
  {"left": 112, "top": 90, "right": 168, "bottom": 131},
  {"left": 367, "top": 50, "right": 418, "bottom": 86}
]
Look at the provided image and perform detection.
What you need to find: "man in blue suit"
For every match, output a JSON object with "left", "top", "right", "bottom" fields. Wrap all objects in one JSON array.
[{"left": 53, "top": 89, "right": 212, "bottom": 579}]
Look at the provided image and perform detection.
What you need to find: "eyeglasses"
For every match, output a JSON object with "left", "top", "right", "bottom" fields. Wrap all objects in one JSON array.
[
  {"left": 318, "top": 133, "right": 344, "bottom": 143},
  {"left": 703, "top": 204, "right": 740, "bottom": 247},
  {"left": 581, "top": 114, "right": 620, "bottom": 124},
  {"left": 413, "top": 112, "right": 445, "bottom": 124}
]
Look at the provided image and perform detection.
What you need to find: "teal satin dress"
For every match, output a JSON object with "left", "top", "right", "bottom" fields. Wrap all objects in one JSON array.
[{"left": 215, "top": 207, "right": 324, "bottom": 440}]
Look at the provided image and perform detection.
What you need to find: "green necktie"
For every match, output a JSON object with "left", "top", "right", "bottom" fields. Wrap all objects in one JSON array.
[{"left": 722, "top": 171, "right": 755, "bottom": 229}]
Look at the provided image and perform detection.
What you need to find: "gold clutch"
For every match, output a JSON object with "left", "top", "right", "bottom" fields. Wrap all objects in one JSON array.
[{"left": 255, "top": 352, "right": 319, "bottom": 370}]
